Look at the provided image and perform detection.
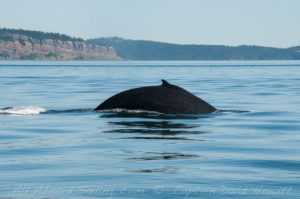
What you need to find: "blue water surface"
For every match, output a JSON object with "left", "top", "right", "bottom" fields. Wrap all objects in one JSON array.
[{"left": 0, "top": 61, "right": 300, "bottom": 199}]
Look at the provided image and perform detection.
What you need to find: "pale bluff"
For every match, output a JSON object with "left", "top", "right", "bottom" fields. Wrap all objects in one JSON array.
[{"left": 0, "top": 29, "right": 122, "bottom": 60}]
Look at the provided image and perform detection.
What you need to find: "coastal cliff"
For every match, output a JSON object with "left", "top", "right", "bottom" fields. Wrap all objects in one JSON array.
[{"left": 0, "top": 28, "right": 122, "bottom": 60}]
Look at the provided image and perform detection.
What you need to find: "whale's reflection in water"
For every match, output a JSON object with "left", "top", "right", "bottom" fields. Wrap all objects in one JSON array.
[
  {"left": 126, "top": 152, "right": 201, "bottom": 161},
  {"left": 109, "top": 120, "right": 199, "bottom": 129},
  {"left": 99, "top": 112, "right": 211, "bottom": 173},
  {"left": 120, "top": 136, "right": 202, "bottom": 141},
  {"left": 123, "top": 151, "right": 201, "bottom": 174},
  {"left": 100, "top": 112, "right": 214, "bottom": 140},
  {"left": 104, "top": 120, "right": 209, "bottom": 137},
  {"left": 127, "top": 166, "right": 178, "bottom": 173}
]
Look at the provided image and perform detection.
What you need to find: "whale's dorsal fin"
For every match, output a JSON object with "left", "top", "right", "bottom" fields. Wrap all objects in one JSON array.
[{"left": 161, "top": 79, "right": 171, "bottom": 87}]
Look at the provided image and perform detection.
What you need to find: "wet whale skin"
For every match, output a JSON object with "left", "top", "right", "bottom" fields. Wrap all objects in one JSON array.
[{"left": 95, "top": 80, "right": 217, "bottom": 114}]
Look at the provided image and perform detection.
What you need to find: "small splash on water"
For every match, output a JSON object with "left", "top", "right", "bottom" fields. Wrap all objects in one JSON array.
[
  {"left": 0, "top": 106, "right": 47, "bottom": 115},
  {"left": 0, "top": 107, "right": 96, "bottom": 115},
  {"left": 218, "top": 109, "right": 250, "bottom": 113}
]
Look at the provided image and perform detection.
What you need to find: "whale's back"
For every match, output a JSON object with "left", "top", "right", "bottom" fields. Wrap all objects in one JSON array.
[{"left": 95, "top": 80, "right": 217, "bottom": 114}]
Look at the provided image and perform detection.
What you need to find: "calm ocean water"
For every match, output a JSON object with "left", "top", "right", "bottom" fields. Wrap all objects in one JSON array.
[{"left": 0, "top": 60, "right": 300, "bottom": 199}]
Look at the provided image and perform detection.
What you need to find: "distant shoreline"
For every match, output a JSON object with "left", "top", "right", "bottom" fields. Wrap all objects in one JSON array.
[{"left": 1, "top": 28, "right": 300, "bottom": 61}]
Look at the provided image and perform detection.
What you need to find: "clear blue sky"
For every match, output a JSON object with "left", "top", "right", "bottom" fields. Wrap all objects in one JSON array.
[{"left": 1, "top": 0, "right": 300, "bottom": 47}]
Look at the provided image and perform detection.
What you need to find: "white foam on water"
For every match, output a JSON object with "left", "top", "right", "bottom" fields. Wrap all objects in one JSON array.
[{"left": 0, "top": 107, "right": 47, "bottom": 115}]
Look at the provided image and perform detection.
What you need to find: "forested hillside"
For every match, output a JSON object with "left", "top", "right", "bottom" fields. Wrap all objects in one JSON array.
[{"left": 91, "top": 37, "right": 300, "bottom": 60}]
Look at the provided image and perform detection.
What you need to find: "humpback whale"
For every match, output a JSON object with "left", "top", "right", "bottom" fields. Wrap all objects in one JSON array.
[{"left": 95, "top": 80, "right": 217, "bottom": 114}]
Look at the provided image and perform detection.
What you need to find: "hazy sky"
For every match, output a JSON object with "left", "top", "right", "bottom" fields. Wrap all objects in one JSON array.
[{"left": 1, "top": 0, "right": 300, "bottom": 47}]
